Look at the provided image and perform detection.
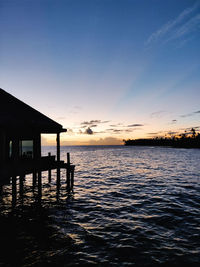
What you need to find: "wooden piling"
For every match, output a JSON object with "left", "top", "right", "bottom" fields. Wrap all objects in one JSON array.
[
  {"left": 33, "top": 171, "right": 37, "bottom": 187},
  {"left": 66, "top": 152, "right": 71, "bottom": 190},
  {"left": 38, "top": 171, "right": 42, "bottom": 198},
  {"left": 57, "top": 169, "right": 60, "bottom": 186},
  {"left": 67, "top": 169, "right": 70, "bottom": 190},
  {"left": 56, "top": 133, "right": 61, "bottom": 185},
  {"left": 67, "top": 152, "right": 70, "bottom": 165},
  {"left": 48, "top": 152, "right": 52, "bottom": 182}
]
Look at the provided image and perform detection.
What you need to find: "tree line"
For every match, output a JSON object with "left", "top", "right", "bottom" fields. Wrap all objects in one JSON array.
[{"left": 124, "top": 128, "right": 200, "bottom": 148}]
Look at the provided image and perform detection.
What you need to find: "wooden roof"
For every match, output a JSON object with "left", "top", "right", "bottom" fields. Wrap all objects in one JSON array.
[{"left": 0, "top": 88, "right": 66, "bottom": 133}]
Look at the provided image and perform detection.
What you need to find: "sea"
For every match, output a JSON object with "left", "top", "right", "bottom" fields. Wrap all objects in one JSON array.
[{"left": 0, "top": 146, "right": 200, "bottom": 267}]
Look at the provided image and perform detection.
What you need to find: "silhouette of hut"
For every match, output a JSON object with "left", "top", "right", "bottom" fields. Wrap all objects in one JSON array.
[{"left": 0, "top": 88, "right": 74, "bottom": 187}]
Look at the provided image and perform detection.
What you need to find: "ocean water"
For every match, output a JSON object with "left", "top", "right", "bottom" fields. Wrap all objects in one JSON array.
[{"left": 0, "top": 146, "right": 200, "bottom": 266}]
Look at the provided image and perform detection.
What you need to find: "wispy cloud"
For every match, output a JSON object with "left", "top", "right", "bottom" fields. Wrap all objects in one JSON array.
[
  {"left": 80, "top": 120, "right": 110, "bottom": 126},
  {"left": 109, "top": 123, "right": 123, "bottom": 127},
  {"left": 106, "top": 126, "right": 143, "bottom": 134},
  {"left": 127, "top": 124, "right": 144, "bottom": 127},
  {"left": 168, "top": 131, "right": 178, "bottom": 135},
  {"left": 148, "top": 132, "right": 160, "bottom": 136},
  {"left": 146, "top": 3, "right": 200, "bottom": 46},
  {"left": 171, "top": 119, "right": 177, "bottom": 124},
  {"left": 180, "top": 110, "right": 200, "bottom": 118},
  {"left": 167, "top": 13, "right": 200, "bottom": 42}
]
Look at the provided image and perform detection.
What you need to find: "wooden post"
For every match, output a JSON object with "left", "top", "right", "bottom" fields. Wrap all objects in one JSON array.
[
  {"left": 38, "top": 171, "right": 42, "bottom": 197},
  {"left": 67, "top": 152, "right": 70, "bottom": 165},
  {"left": 33, "top": 133, "right": 41, "bottom": 159},
  {"left": 57, "top": 168, "right": 60, "bottom": 185},
  {"left": 48, "top": 152, "right": 51, "bottom": 182},
  {"left": 33, "top": 171, "right": 37, "bottom": 187},
  {"left": 57, "top": 133, "right": 60, "bottom": 162},
  {"left": 57, "top": 133, "right": 60, "bottom": 185},
  {"left": 66, "top": 153, "right": 71, "bottom": 190}
]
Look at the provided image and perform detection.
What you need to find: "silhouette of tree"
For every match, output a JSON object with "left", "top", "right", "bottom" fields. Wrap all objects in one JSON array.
[{"left": 191, "top": 128, "right": 196, "bottom": 138}]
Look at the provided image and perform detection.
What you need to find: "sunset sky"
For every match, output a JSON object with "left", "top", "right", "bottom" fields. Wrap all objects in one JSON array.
[{"left": 0, "top": 0, "right": 200, "bottom": 145}]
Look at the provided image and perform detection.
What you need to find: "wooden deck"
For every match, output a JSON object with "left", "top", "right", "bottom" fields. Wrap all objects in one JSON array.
[{"left": 0, "top": 155, "right": 75, "bottom": 187}]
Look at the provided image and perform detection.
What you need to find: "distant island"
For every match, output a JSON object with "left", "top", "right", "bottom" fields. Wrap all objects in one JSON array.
[{"left": 124, "top": 128, "right": 200, "bottom": 148}]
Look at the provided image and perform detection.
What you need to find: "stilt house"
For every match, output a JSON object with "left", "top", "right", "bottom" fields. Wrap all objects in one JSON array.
[{"left": 0, "top": 88, "right": 72, "bottom": 184}]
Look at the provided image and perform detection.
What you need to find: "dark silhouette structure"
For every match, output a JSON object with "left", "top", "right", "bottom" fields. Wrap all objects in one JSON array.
[{"left": 0, "top": 88, "right": 74, "bottom": 190}]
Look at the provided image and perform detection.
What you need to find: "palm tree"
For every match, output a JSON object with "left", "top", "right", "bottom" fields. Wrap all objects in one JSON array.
[{"left": 191, "top": 128, "right": 196, "bottom": 138}]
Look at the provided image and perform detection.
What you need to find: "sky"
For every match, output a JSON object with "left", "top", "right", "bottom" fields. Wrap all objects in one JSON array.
[{"left": 0, "top": 0, "right": 200, "bottom": 145}]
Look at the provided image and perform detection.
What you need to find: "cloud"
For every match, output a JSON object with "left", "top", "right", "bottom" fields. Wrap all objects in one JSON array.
[
  {"left": 113, "top": 129, "right": 123, "bottom": 133},
  {"left": 148, "top": 132, "right": 161, "bottom": 136},
  {"left": 145, "top": 3, "right": 199, "bottom": 46},
  {"left": 167, "top": 131, "right": 178, "bottom": 135},
  {"left": 180, "top": 110, "right": 200, "bottom": 118},
  {"left": 106, "top": 128, "right": 123, "bottom": 133},
  {"left": 180, "top": 113, "right": 193, "bottom": 118},
  {"left": 168, "top": 13, "right": 200, "bottom": 42},
  {"left": 124, "top": 129, "right": 136, "bottom": 133},
  {"left": 127, "top": 124, "right": 144, "bottom": 127},
  {"left": 80, "top": 120, "right": 110, "bottom": 126},
  {"left": 171, "top": 119, "right": 177, "bottom": 124},
  {"left": 109, "top": 123, "right": 123, "bottom": 127},
  {"left": 105, "top": 126, "right": 143, "bottom": 134},
  {"left": 81, "top": 120, "right": 101, "bottom": 125},
  {"left": 85, "top": 127, "right": 93, "bottom": 135},
  {"left": 184, "top": 126, "right": 200, "bottom": 131}
]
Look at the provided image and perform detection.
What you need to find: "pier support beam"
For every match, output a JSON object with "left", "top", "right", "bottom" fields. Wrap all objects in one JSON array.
[
  {"left": 19, "top": 174, "right": 25, "bottom": 200},
  {"left": 56, "top": 133, "right": 61, "bottom": 185},
  {"left": 37, "top": 171, "right": 42, "bottom": 203},
  {"left": 38, "top": 171, "right": 41, "bottom": 194},
  {"left": 66, "top": 152, "right": 70, "bottom": 190},
  {"left": 48, "top": 152, "right": 52, "bottom": 183},
  {"left": 56, "top": 133, "right": 60, "bottom": 162},
  {"left": 33, "top": 171, "right": 37, "bottom": 188}
]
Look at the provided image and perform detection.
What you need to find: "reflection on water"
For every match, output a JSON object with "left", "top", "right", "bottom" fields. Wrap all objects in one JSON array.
[{"left": 0, "top": 146, "right": 200, "bottom": 266}]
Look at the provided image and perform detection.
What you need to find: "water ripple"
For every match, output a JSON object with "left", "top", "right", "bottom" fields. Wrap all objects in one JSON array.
[{"left": 0, "top": 146, "right": 200, "bottom": 266}]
